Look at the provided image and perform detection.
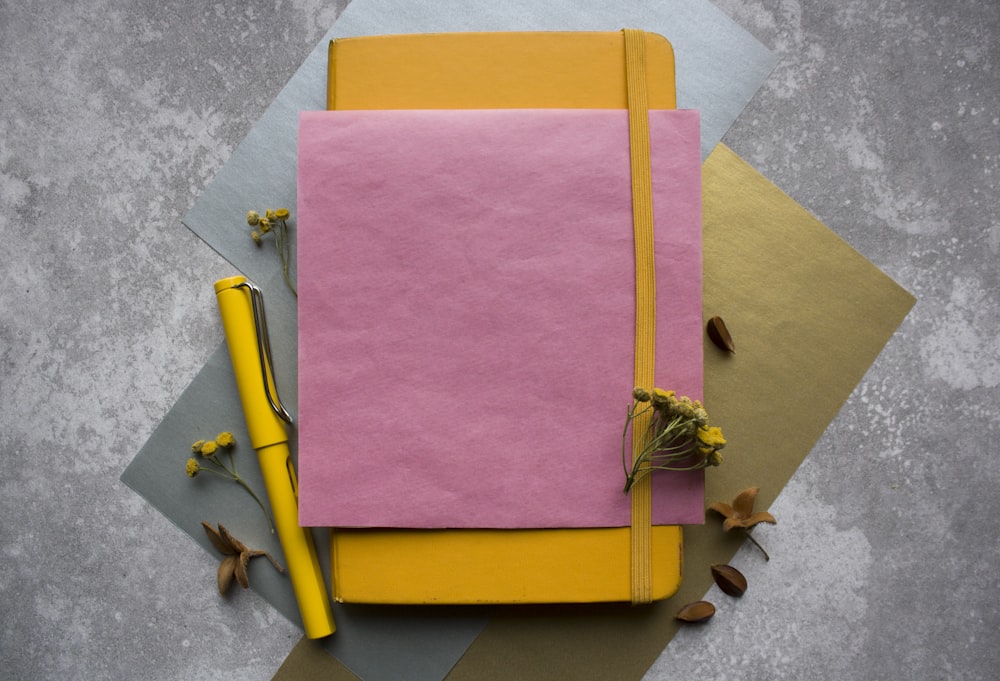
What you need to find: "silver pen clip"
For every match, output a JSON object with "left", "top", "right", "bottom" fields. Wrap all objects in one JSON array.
[{"left": 228, "top": 279, "right": 293, "bottom": 424}]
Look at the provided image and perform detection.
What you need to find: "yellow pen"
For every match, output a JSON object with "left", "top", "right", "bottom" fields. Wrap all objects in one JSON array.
[{"left": 214, "top": 275, "right": 335, "bottom": 639}]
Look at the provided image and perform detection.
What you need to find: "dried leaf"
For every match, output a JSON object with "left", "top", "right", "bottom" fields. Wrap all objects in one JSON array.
[
  {"left": 675, "top": 600, "right": 716, "bottom": 623},
  {"left": 711, "top": 564, "right": 748, "bottom": 597},
  {"left": 201, "top": 521, "right": 237, "bottom": 555},
  {"left": 706, "top": 316, "right": 735, "bottom": 353},
  {"left": 217, "top": 555, "right": 238, "bottom": 594}
]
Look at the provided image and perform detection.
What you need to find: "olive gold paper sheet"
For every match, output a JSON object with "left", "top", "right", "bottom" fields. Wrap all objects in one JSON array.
[{"left": 272, "top": 144, "right": 916, "bottom": 681}]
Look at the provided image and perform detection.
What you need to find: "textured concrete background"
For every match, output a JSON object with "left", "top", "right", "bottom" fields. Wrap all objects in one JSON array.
[{"left": 1, "top": 1, "right": 997, "bottom": 680}]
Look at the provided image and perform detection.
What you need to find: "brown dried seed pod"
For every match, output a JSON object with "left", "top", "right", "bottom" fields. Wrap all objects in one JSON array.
[
  {"left": 675, "top": 600, "right": 716, "bottom": 623},
  {"left": 234, "top": 551, "right": 251, "bottom": 589},
  {"left": 217, "top": 555, "right": 238, "bottom": 595},
  {"left": 711, "top": 564, "right": 748, "bottom": 597},
  {"left": 706, "top": 316, "right": 735, "bottom": 353}
]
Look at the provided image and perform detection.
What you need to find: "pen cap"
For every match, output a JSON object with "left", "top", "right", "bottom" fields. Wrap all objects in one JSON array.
[{"left": 215, "top": 276, "right": 289, "bottom": 450}]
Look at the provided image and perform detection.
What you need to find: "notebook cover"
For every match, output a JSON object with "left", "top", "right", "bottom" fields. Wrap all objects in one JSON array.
[
  {"left": 331, "top": 527, "right": 682, "bottom": 604},
  {"left": 327, "top": 31, "right": 677, "bottom": 110},
  {"left": 312, "top": 31, "right": 690, "bottom": 603}
]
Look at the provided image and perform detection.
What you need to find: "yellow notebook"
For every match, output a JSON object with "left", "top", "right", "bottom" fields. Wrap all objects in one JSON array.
[
  {"left": 327, "top": 30, "right": 676, "bottom": 110},
  {"left": 323, "top": 31, "right": 684, "bottom": 604}
]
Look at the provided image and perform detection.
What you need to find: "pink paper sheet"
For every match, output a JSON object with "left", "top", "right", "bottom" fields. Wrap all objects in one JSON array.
[{"left": 297, "top": 108, "right": 703, "bottom": 528}]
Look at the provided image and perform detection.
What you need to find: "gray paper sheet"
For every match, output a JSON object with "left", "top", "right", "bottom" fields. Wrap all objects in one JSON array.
[
  {"left": 182, "top": 0, "right": 776, "bottom": 291},
  {"left": 125, "top": 1, "right": 776, "bottom": 680}
]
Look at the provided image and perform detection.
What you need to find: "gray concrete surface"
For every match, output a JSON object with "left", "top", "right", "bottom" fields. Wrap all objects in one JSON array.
[{"left": 2, "top": 1, "right": 998, "bottom": 680}]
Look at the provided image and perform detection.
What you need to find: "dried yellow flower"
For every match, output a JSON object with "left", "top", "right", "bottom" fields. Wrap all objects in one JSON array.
[
  {"left": 244, "top": 207, "right": 296, "bottom": 297},
  {"left": 632, "top": 387, "right": 652, "bottom": 402},
  {"left": 186, "top": 432, "right": 273, "bottom": 533},
  {"left": 675, "top": 400, "right": 696, "bottom": 419},
  {"left": 651, "top": 388, "right": 675, "bottom": 407},
  {"left": 697, "top": 426, "right": 727, "bottom": 452},
  {"left": 622, "top": 388, "right": 728, "bottom": 493}
]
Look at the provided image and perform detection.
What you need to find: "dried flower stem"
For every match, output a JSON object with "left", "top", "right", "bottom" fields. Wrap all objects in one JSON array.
[
  {"left": 622, "top": 408, "right": 703, "bottom": 492},
  {"left": 621, "top": 389, "right": 726, "bottom": 494},
  {"left": 272, "top": 217, "right": 296, "bottom": 297},
  {"left": 191, "top": 445, "right": 274, "bottom": 534},
  {"left": 213, "top": 450, "right": 272, "bottom": 533},
  {"left": 247, "top": 208, "right": 297, "bottom": 297}
]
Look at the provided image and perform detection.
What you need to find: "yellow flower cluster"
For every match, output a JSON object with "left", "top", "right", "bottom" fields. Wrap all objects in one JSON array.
[
  {"left": 189, "top": 431, "right": 235, "bottom": 464},
  {"left": 697, "top": 426, "right": 727, "bottom": 466},
  {"left": 184, "top": 431, "right": 274, "bottom": 532},
  {"left": 246, "top": 208, "right": 296, "bottom": 297},
  {"left": 247, "top": 208, "right": 290, "bottom": 243},
  {"left": 623, "top": 387, "right": 728, "bottom": 494}
]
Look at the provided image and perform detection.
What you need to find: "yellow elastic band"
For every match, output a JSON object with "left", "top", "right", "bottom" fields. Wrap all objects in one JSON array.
[{"left": 623, "top": 27, "right": 656, "bottom": 605}]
